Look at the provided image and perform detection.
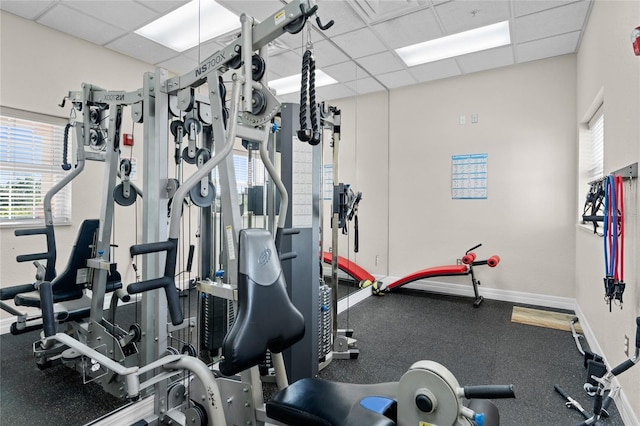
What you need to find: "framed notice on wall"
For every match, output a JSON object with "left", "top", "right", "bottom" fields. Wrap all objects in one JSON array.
[{"left": 451, "top": 153, "right": 488, "bottom": 199}]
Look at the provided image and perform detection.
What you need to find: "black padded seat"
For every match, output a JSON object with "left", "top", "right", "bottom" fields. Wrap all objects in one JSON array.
[
  {"left": 219, "top": 228, "right": 305, "bottom": 376},
  {"left": 14, "top": 219, "right": 121, "bottom": 309},
  {"left": 267, "top": 378, "right": 398, "bottom": 426}
]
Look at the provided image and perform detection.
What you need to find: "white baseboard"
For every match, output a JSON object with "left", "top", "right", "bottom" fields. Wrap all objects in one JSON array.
[{"left": 387, "top": 276, "right": 577, "bottom": 310}]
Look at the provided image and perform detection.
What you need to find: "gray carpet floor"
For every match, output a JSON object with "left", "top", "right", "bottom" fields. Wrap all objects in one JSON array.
[{"left": 0, "top": 287, "right": 625, "bottom": 425}]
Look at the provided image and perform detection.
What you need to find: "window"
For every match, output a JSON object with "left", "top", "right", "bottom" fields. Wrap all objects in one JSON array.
[
  {"left": 586, "top": 105, "right": 604, "bottom": 181},
  {"left": 0, "top": 110, "right": 71, "bottom": 226}
]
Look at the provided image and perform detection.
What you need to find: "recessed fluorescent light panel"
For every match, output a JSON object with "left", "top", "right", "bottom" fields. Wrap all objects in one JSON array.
[
  {"left": 269, "top": 71, "right": 338, "bottom": 95},
  {"left": 396, "top": 21, "right": 511, "bottom": 66},
  {"left": 135, "top": 0, "right": 239, "bottom": 52}
]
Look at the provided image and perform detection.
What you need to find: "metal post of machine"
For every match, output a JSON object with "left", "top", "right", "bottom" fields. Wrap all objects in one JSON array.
[
  {"left": 279, "top": 102, "right": 320, "bottom": 381},
  {"left": 324, "top": 105, "right": 359, "bottom": 360},
  {"left": 141, "top": 69, "right": 170, "bottom": 412}
]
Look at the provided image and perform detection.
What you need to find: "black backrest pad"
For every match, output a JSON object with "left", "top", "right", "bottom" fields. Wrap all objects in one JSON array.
[
  {"left": 219, "top": 228, "right": 305, "bottom": 376},
  {"left": 50, "top": 219, "right": 100, "bottom": 301}
]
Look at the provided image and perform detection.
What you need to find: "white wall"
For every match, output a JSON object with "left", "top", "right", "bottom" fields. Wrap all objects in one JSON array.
[
  {"left": 575, "top": 0, "right": 640, "bottom": 422},
  {"left": 0, "top": 12, "right": 153, "bottom": 315},
  {"left": 332, "top": 56, "right": 578, "bottom": 300}
]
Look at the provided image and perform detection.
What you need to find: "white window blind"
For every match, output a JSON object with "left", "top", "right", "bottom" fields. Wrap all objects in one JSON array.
[
  {"left": 0, "top": 113, "right": 71, "bottom": 226},
  {"left": 587, "top": 105, "right": 604, "bottom": 180}
]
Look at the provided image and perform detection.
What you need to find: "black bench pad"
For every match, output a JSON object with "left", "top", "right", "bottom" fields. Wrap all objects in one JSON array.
[{"left": 267, "top": 378, "right": 398, "bottom": 426}]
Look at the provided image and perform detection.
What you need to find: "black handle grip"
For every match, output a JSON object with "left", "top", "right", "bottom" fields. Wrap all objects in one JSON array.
[
  {"left": 463, "top": 385, "right": 515, "bottom": 399},
  {"left": 610, "top": 359, "right": 636, "bottom": 376},
  {"left": 127, "top": 238, "right": 183, "bottom": 326},
  {"left": 130, "top": 241, "right": 175, "bottom": 256},
  {"left": 15, "top": 227, "right": 49, "bottom": 236},
  {"left": 635, "top": 317, "right": 640, "bottom": 349},
  {"left": 16, "top": 253, "right": 50, "bottom": 263},
  {"left": 39, "top": 282, "right": 56, "bottom": 338},
  {"left": 0, "top": 284, "right": 36, "bottom": 301},
  {"left": 553, "top": 384, "right": 570, "bottom": 400}
]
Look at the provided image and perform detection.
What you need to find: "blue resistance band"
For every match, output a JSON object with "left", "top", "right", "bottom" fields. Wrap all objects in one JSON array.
[{"left": 603, "top": 175, "right": 617, "bottom": 278}]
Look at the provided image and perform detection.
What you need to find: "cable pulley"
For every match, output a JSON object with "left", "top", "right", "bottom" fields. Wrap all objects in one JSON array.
[
  {"left": 252, "top": 54, "right": 266, "bottom": 81},
  {"left": 252, "top": 89, "right": 267, "bottom": 115}
]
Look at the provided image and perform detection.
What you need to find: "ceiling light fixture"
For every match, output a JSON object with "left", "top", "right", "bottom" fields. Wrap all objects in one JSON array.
[
  {"left": 135, "top": 0, "right": 239, "bottom": 52},
  {"left": 396, "top": 21, "right": 511, "bottom": 66},
  {"left": 269, "top": 71, "right": 338, "bottom": 95}
]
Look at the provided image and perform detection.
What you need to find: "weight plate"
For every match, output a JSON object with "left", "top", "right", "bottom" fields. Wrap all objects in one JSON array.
[{"left": 113, "top": 184, "right": 137, "bottom": 207}]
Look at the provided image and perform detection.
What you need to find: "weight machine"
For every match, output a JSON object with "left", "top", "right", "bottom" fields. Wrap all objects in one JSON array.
[
  {"left": 0, "top": 83, "right": 144, "bottom": 396},
  {"left": 2, "top": 1, "right": 517, "bottom": 424}
]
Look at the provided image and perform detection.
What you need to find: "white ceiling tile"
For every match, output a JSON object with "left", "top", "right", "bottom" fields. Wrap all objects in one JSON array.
[
  {"left": 371, "top": 7, "right": 442, "bottom": 49},
  {"left": 267, "top": 50, "right": 302, "bottom": 79},
  {"left": 277, "top": 92, "right": 301, "bottom": 104},
  {"left": 158, "top": 55, "right": 200, "bottom": 76},
  {"left": 0, "top": 1, "right": 55, "bottom": 20},
  {"left": 514, "top": 0, "right": 590, "bottom": 43},
  {"left": 183, "top": 40, "right": 227, "bottom": 63},
  {"left": 350, "top": 0, "right": 430, "bottom": 23},
  {"left": 513, "top": 1, "right": 583, "bottom": 17},
  {"left": 106, "top": 33, "right": 179, "bottom": 64},
  {"left": 434, "top": 0, "right": 510, "bottom": 35},
  {"left": 64, "top": 1, "right": 159, "bottom": 32},
  {"left": 357, "top": 51, "right": 404, "bottom": 76},
  {"left": 312, "top": 39, "right": 351, "bottom": 68},
  {"left": 135, "top": 1, "right": 188, "bottom": 14},
  {"left": 323, "top": 61, "right": 367, "bottom": 83},
  {"left": 37, "top": 4, "right": 127, "bottom": 45},
  {"left": 408, "top": 58, "right": 461, "bottom": 83},
  {"left": 376, "top": 70, "right": 417, "bottom": 89},
  {"left": 313, "top": 0, "right": 367, "bottom": 37},
  {"left": 316, "top": 83, "right": 357, "bottom": 100},
  {"left": 343, "top": 76, "right": 385, "bottom": 95},
  {"left": 457, "top": 45, "right": 514, "bottom": 74},
  {"left": 331, "top": 27, "right": 387, "bottom": 59},
  {"left": 218, "top": 0, "right": 282, "bottom": 22},
  {"left": 516, "top": 30, "right": 581, "bottom": 63}
]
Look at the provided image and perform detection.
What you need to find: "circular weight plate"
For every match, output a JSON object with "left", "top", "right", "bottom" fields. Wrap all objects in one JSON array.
[
  {"left": 189, "top": 181, "right": 215, "bottom": 207},
  {"left": 129, "top": 323, "right": 142, "bottom": 343},
  {"left": 252, "top": 90, "right": 267, "bottom": 115},
  {"left": 170, "top": 120, "right": 185, "bottom": 138},
  {"left": 252, "top": 54, "right": 266, "bottom": 81},
  {"left": 182, "top": 147, "right": 197, "bottom": 164},
  {"left": 113, "top": 184, "right": 137, "bottom": 207}
]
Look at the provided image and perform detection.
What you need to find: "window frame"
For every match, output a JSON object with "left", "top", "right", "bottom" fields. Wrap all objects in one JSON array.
[{"left": 0, "top": 107, "right": 72, "bottom": 227}]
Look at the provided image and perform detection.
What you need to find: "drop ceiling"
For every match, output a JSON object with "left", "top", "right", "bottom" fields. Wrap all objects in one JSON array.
[{"left": 0, "top": 0, "right": 593, "bottom": 103}]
